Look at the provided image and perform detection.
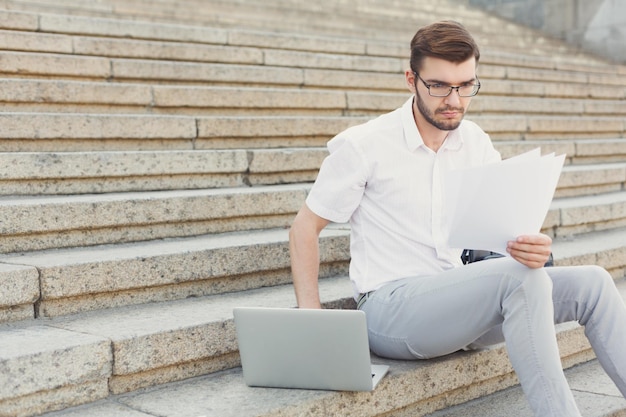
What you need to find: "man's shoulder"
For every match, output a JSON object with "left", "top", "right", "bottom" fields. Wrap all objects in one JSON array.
[{"left": 328, "top": 108, "right": 403, "bottom": 152}]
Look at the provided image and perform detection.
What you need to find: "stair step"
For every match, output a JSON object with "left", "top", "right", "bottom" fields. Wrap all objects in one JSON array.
[
  {"left": 0, "top": 274, "right": 353, "bottom": 415},
  {"left": 425, "top": 360, "right": 626, "bottom": 417},
  {"left": 0, "top": 22, "right": 612, "bottom": 90},
  {"left": 1, "top": 224, "right": 624, "bottom": 323},
  {"left": 9, "top": 0, "right": 599, "bottom": 63},
  {"left": 0, "top": 112, "right": 365, "bottom": 151},
  {"left": 0, "top": 226, "right": 350, "bottom": 319},
  {"left": 2, "top": 78, "right": 625, "bottom": 118},
  {"left": 25, "top": 278, "right": 626, "bottom": 417},
  {"left": 0, "top": 2, "right": 542, "bottom": 47},
  {"left": 1, "top": 29, "right": 624, "bottom": 90},
  {"left": 0, "top": 112, "right": 197, "bottom": 151},
  {"left": 471, "top": 115, "right": 626, "bottom": 141},
  {"left": 15, "top": 8, "right": 613, "bottom": 72},
  {"left": 495, "top": 139, "right": 626, "bottom": 164},
  {"left": 39, "top": 361, "right": 626, "bottom": 417},
  {"left": 0, "top": 325, "right": 112, "bottom": 417},
  {"left": 0, "top": 149, "right": 250, "bottom": 194},
  {"left": 0, "top": 148, "right": 621, "bottom": 196},
  {"left": 551, "top": 227, "right": 626, "bottom": 279},
  {"left": 548, "top": 192, "right": 626, "bottom": 238},
  {"left": 557, "top": 163, "right": 626, "bottom": 198},
  {"left": 0, "top": 182, "right": 621, "bottom": 251},
  {"left": 0, "top": 184, "right": 310, "bottom": 253},
  {"left": 0, "top": 147, "right": 330, "bottom": 194},
  {"left": 0, "top": 112, "right": 623, "bottom": 151}
]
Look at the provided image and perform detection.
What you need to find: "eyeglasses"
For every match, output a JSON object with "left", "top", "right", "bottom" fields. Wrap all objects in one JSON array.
[{"left": 413, "top": 72, "right": 481, "bottom": 97}]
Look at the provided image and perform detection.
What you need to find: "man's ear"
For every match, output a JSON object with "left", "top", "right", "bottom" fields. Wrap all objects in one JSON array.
[{"left": 405, "top": 69, "right": 416, "bottom": 93}]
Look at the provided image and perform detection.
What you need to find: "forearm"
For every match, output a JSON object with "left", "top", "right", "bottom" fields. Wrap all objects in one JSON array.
[
  {"left": 289, "top": 229, "right": 322, "bottom": 308},
  {"left": 288, "top": 205, "right": 329, "bottom": 309}
]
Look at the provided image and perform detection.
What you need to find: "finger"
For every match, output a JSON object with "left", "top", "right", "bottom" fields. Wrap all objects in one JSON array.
[
  {"left": 509, "top": 252, "right": 545, "bottom": 268},
  {"left": 507, "top": 246, "right": 550, "bottom": 268},
  {"left": 508, "top": 242, "right": 551, "bottom": 257},
  {"left": 515, "top": 233, "right": 552, "bottom": 245}
]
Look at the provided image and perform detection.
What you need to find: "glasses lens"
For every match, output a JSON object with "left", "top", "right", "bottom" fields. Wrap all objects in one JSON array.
[
  {"left": 428, "top": 85, "right": 452, "bottom": 97},
  {"left": 458, "top": 84, "right": 480, "bottom": 97}
]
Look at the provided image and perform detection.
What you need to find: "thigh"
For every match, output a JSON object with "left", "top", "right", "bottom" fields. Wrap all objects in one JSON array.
[
  {"left": 362, "top": 257, "right": 545, "bottom": 359},
  {"left": 464, "top": 264, "right": 619, "bottom": 350}
]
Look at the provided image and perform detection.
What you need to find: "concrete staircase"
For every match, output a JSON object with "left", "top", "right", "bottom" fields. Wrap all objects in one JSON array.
[{"left": 0, "top": 0, "right": 624, "bottom": 416}]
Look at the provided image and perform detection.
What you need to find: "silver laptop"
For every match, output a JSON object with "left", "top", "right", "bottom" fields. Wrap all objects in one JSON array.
[{"left": 233, "top": 307, "right": 389, "bottom": 392}]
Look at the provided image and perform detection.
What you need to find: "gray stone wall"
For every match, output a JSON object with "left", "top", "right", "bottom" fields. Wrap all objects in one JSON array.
[{"left": 466, "top": 0, "right": 626, "bottom": 63}]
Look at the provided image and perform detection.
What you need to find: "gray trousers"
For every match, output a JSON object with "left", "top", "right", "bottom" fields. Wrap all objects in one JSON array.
[{"left": 359, "top": 257, "right": 626, "bottom": 417}]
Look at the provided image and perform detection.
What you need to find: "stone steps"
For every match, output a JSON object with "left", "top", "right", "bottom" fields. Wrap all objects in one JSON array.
[
  {"left": 0, "top": 148, "right": 324, "bottom": 194},
  {"left": 1, "top": 79, "right": 625, "bottom": 117},
  {"left": 1, "top": 49, "right": 623, "bottom": 93},
  {"left": 0, "top": 1, "right": 623, "bottom": 416},
  {"left": 0, "top": 217, "right": 624, "bottom": 320},
  {"left": 0, "top": 9, "right": 623, "bottom": 83},
  {"left": 426, "top": 359, "right": 626, "bottom": 417},
  {"left": 0, "top": 181, "right": 622, "bottom": 253},
  {"left": 0, "top": 147, "right": 622, "bottom": 195},
  {"left": 1, "top": 228, "right": 624, "bottom": 416},
  {"left": 0, "top": 9, "right": 557, "bottom": 61},
  {"left": 497, "top": 139, "right": 626, "bottom": 164},
  {"left": 0, "top": 112, "right": 623, "bottom": 152},
  {"left": 0, "top": 0, "right": 583, "bottom": 56},
  {"left": 0, "top": 226, "right": 351, "bottom": 321},
  {"left": 0, "top": 184, "right": 306, "bottom": 253},
  {"left": 37, "top": 360, "right": 626, "bottom": 417},
  {"left": 1, "top": 34, "right": 623, "bottom": 83}
]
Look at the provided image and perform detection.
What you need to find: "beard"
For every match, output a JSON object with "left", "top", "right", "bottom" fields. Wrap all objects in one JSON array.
[{"left": 415, "top": 90, "right": 465, "bottom": 131}]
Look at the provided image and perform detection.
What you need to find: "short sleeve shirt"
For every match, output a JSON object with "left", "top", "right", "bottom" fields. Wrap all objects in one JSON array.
[{"left": 306, "top": 96, "right": 501, "bottom": 294}]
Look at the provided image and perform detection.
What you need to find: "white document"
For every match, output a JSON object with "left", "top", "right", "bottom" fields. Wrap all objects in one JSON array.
[{"left": 444, "top": 148, "right": 565, "bottom": 256}]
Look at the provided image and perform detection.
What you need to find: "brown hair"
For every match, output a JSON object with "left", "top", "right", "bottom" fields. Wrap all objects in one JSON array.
[{"left": 410, "top": 21, "right": 480, "bottom": 72}]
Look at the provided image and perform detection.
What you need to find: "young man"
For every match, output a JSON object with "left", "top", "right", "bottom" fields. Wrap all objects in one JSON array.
[{"left": 289, "top": 20, "right": 626, "bottom": 416}]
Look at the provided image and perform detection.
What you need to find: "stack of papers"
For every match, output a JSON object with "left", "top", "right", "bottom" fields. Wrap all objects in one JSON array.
[{"left": 444, "top": 148, "right": 565, "bottom": 256}]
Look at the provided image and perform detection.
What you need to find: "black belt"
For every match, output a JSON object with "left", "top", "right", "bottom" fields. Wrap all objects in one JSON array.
[{"left": 356, "top": 291, "right": 375, "bottom": 309}]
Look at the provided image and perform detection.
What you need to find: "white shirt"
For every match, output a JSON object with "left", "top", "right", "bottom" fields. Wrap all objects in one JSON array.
[{"left": 306, "top": 96, "right": 501, "bottom": 295}]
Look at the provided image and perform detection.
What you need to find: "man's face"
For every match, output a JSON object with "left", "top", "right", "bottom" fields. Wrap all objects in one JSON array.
[{"left": 408, "top": 56, "right": 478, "bottom": 132}]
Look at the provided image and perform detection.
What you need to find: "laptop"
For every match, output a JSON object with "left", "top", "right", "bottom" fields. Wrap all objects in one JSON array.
[{"left": 233, "top": 307, "right": 389, "bottom": 392}]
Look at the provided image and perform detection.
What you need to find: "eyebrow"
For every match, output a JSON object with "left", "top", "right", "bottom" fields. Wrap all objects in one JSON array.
[{"left": 424, "top": 77, "right": 477, "bottom": 85}]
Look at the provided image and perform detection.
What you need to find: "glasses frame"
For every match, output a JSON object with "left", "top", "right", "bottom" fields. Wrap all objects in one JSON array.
[{"left": 413, "top": 72, "right": 481, "bottom": 97}]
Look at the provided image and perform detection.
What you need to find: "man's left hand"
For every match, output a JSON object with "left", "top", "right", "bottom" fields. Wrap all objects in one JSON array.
[{"left": 506, "top": 233, "right": 552, "bottom": 269}]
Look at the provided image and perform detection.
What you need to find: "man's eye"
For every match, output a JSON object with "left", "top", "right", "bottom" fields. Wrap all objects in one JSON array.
[{"left": 431, "top": 83, "right": 446, "bottom": 88}]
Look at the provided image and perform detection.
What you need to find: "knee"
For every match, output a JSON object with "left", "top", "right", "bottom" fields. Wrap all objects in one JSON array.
[
  {"left": 588, "top": 265, "right": 612, "bottom": 282},
  {"left": 572, "top": 265, "right": 613, "bottom": 292},
  {"left": 566, "top": 265, "right": 615, "bottom": 289},
  {"left": 504, "top": 263, "right": 553, "bottom": 294}
]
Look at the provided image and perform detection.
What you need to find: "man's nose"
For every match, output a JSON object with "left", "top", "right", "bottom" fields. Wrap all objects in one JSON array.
[{"left": 444, "top": 90, "right": 462, "bottom": 106}]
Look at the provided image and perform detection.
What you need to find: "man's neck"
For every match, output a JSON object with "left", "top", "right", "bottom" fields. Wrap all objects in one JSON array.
[
  {"left": 413, "top": 103, "right": 448, "bottom": 153},
  {"left": 419, "top": 127, "right": 448, "bottom": 152}
]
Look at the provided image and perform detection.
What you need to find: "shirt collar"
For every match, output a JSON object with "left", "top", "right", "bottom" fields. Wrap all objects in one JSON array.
[{"left": 401, "top": 95, "right": 464, "bottom": 152}]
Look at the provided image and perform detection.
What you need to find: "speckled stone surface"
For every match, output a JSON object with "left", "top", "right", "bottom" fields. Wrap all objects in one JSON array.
[
  {"left": 38, "top": 357, "right": 625, "bottom": 417},
  {"left": 425, "top": 360, "right": 626, "bottom": 417},
  {"left": 0, "top": 324, "right": 111, "bottom": 409},
  {"left": 0, "top": 263, "right": 39, "bottom": 307}
]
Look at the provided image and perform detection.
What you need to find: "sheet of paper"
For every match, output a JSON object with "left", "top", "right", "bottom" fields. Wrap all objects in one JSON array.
[{"left": 444, "top": 148, "right": 565, "bottom": 256}]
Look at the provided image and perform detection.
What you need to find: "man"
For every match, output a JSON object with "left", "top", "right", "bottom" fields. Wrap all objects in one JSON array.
[{"left": 289, "top": 20, "right": 626, "bottom": 416}]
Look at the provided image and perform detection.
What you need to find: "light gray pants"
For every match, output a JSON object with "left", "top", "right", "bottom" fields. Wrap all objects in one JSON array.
[{"left": 359, "top": 257, "right": 626, "bottom": 417}]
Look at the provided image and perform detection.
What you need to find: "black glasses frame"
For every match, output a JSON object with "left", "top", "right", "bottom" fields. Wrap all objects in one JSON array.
[{"left": 413, "top": 72, "right": 481, "bottom": 97}]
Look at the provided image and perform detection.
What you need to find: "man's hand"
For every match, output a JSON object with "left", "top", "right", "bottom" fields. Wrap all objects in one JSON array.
[{"left": 506, "top": 233, "right": 552, "bottom": 269}]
